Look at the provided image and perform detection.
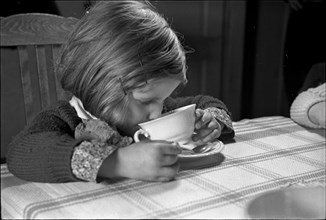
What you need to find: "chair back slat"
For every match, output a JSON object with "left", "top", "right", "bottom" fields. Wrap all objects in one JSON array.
[
  {"left": 35, "top": 45, "right": 52, "bottom": 109},
  {"left": 44, "top": 45, "right": 61, "bottom": 105},
  {"left": 18, "top": 45, "right": 41, "bottom": 124},
  {"left": 1, "top": 13, "right": 78, "bottom": 162}
]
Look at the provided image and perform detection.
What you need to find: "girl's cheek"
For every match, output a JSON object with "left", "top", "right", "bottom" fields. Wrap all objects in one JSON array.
[
  {"left": 130, "top": 104, "right": 149, "bottom": 125},
  {"left": 116, "top": 116, "right": 139, "bottom": 137}
]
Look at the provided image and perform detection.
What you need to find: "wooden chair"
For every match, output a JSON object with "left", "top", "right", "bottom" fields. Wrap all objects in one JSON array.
[{"left": 1, "top": 13, "right": 78, "bottom": 163}]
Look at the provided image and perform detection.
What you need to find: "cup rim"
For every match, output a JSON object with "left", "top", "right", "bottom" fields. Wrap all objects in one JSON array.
[{"left": 139, "top": 104, "right": 196, "bottom": 126}]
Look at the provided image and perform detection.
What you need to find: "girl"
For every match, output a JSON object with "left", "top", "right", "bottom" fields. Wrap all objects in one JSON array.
[{"left": 7, "top": 0, "right": 234, "bottom": 183}]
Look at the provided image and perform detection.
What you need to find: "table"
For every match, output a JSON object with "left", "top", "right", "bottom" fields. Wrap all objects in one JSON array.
[{"left": 1, "top": 116, "right": 325, "bottom": 219}]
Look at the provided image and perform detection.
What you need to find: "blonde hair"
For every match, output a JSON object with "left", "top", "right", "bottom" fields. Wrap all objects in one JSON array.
[{"left": 57, "top": 0, "right": 188, "bottom": 126}]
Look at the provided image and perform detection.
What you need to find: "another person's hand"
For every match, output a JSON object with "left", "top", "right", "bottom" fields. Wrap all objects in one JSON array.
[
  {"left": 308, "top": 102, "right": 326, "bottom": 128},
  {"left": 102, "top": 140, "right": 181, "bottom": 182},
  {"left": 192, "top": 108, "right": 224, "bottom": 145}
]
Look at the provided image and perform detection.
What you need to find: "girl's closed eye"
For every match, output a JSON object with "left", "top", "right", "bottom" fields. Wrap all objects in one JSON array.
[
  {"left": 141, "top": 99, "right": 155, "bottom": 105},
  {"left": 140, "top": 98, "right": 165, "bottom": 106}
]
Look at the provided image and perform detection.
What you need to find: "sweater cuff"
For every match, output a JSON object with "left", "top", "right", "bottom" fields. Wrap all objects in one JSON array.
[
  {"left": 71, "top": 140, "right": 118, "bottom": 182},
  {"left": 290, "top": 92, "right": 325, "bottom": 128}
]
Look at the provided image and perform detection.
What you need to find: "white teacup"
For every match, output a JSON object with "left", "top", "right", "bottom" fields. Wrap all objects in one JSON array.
[
  {"left": 246, "top": 186, "right": 325, "bottom": 219},
  {"left": 133, "top": 104, "right": 196, "bottom": 146}
]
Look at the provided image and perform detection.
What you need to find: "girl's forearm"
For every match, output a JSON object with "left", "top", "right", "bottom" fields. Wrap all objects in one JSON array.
[{"left": 97, "top": 149, "right": 121, "bottom": 179}]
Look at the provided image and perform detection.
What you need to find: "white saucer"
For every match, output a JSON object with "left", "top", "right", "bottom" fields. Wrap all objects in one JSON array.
[{"left": 178, "top": 140, "right": 224, "bottom": 160}]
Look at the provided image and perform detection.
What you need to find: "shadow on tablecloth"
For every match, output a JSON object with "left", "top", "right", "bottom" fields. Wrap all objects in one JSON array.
[{"left": 179, "top": 153, "right": 225, "bottom": 170}]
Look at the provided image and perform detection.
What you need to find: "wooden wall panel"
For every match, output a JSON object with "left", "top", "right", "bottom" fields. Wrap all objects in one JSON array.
[
  {"left": 219, "top": 1, "right": 246, "bottom": 120},
  {"left": 251, "top": 0, "right": 290, "bottom": 118}
]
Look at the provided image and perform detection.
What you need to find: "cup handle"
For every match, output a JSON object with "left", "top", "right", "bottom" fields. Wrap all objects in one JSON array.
[{"left": 133, "top": 129, "right": 150, "bottom": 142}]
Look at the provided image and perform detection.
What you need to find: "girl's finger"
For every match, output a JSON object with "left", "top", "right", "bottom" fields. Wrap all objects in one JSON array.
[
  {"left": 202, "top": 128, "right": 221, "bottom": 143},
  {"left": 159, "top": 154, "right": 179, "bottom": 166},
  {"left": 156, "top": 162, "right": 180, "bottom": 181},
  {"left": 195, "top": 109, "right": 204, "bottom": 120},
  {"left": 195, "top": 114, "right": 219, "bottom": 131},
  {"left": 157, "top": 142, "right": 182, "bottom": 155},
  {"left": 193, "top": 121, "right": 222, "bottom": 142},
  {"left": 195, "top": 111, "right": 213, "bottom": 129}
]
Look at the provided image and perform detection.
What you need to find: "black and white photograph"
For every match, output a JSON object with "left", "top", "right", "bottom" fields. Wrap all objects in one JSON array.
[{"left": 1, "top": 0, "right": 325, "bottom": 219}]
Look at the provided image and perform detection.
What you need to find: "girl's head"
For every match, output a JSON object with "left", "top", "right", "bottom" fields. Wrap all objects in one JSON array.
[{"left": 58, "top": 0, "right": 188, "bottom": 134}]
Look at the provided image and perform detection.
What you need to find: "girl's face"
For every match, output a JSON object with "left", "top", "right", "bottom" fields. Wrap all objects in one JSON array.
[{"left": 117, "top": 77, "right": 181, "bottom": 136}]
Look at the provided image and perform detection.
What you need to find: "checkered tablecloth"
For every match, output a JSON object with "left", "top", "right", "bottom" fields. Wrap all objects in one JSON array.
[{"left": 1, "top": 116, "right": 325, "bottom": 219}]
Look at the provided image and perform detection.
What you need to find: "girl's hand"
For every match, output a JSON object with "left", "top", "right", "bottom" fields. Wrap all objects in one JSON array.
[
  {"left": 101, "top": 140, "right": 181, "bottom": 182},
  {"left": 192, "top": 108, "right": 224, "bottom": 145}
]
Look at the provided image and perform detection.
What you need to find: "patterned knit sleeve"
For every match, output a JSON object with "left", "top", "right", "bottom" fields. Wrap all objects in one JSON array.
[
  {"left": 71, "top": 140, "right": 117, "bottom": 182},
  {"left": 71, "top": 119, "right": 133, "bottom": 182},
  {"left": 290, "top": 83, "right": 325, "bottom": 128}
]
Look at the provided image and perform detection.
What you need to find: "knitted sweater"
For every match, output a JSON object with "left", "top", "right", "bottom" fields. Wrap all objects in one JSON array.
[
  {"left": 290, "top": 83, "right": 325, "bottom": 128},
  {"left": 7, "top": 95, "right": 235, "bottom": 183}
]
